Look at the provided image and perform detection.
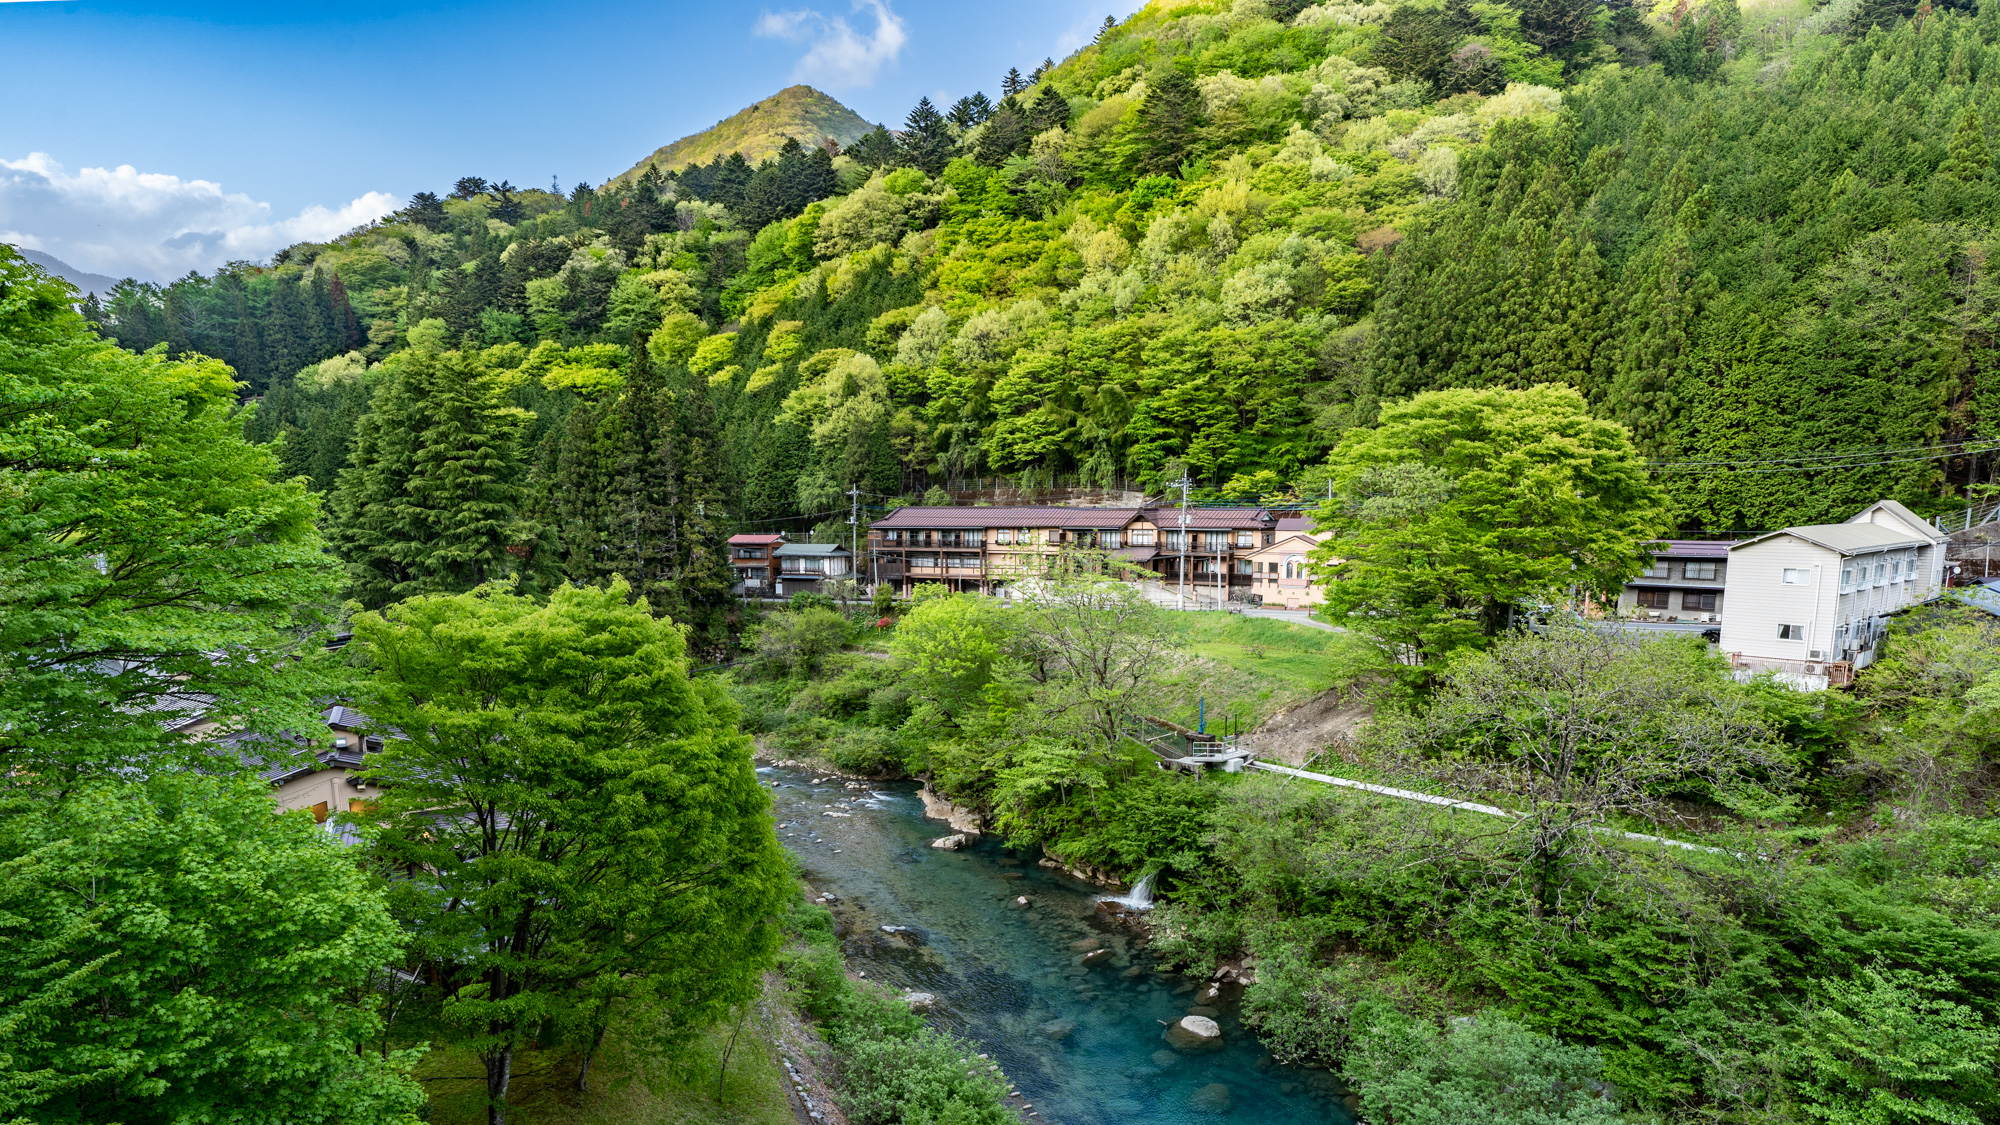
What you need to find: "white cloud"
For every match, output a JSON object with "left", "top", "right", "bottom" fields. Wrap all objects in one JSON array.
[
  {"left": 0, "top": 153, "right": 400, "bottom": 283},
  {"left": 755, "top": 0, "right": 908, "bottom": 89}
]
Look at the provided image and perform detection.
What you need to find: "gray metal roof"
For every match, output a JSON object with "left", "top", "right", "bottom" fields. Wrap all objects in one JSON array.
[
  {"left": 1736, "top": 523, "right": 1927, "bottom": 555},
  {"left": 1848, "top": 499, "right": 1949, "bottom": 542},
  {"left": 774, "top": 542, "right": 851, "bottom": 556}
]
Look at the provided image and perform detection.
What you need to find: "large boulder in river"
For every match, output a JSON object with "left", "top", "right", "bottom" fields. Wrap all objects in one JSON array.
[
  {"left": 929, "top": 833, "right": 969, "bottom": 850},
  {"left": 901, "top": 991, "right": 938, "bottom": 1013},
  {"left": 1164, "top": 1015, "right": 1224, "bottom": 1050}
]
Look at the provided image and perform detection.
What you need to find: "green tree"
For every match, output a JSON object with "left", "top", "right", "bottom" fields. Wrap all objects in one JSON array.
[
  {"left": 0, "top": 775, "right": 423, "bottom": 1123},
  {"left": 1135, "top": 70, "right": 1206, "bottom": 176},
  {"left": 0, "top": 247, "right": 342, "bottom": 780},
  {"left": 356, "top": 581, "right": 788, "bottom": 1124},
  {"left": 1937, "top": 109, "right": 1993, "bottom": 183},
  {"left": 1310, "top": 385, "right": 1667, "bottom": 681},
  {"left": 329, "top": 345, "right": 534, "bottom": 608},
  {"left": 890, "top": 591, "right": 1015, "bottom": 729}
]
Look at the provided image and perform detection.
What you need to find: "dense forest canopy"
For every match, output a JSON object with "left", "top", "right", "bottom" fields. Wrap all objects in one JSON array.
[{"left": 76, "top": 0, "right": 2000, "bottom": 592}]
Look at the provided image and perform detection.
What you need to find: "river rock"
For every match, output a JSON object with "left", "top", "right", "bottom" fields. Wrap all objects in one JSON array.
[
  {"left": 918, "top": 785, "right": 984, "bottom": 835},
  {"left": 930, "top": 833, "right": 970, "bottom": 850},
  {"left": 1195, "top": 982, "right": 1224, "bottom": 1005},
  {"left": 1010, "top": 895, "right": 1032, "bottom": 909},
  {"left": 1186, "top": 1005, "right": 1220, "bottom": 1018},
  {"left": 1120, "top": 966, "right": 1147, "bottom": 979},
  {"left": 1163, "top": 1015, "right": 1224, "bottom": 1050},
  {"left": 1190, "top": 1082, "right": 1233, "bottom": 1113},
  {"left": 1039, "top": 1018, "right": 1076, "bottom": 1041},
  {"left": 1080, "top": 949, "right": 1112, "bottom": 966},
  {"left": 901, "top": 991, "right": 938, "bottom": 1013},
  {"left": 1069, "top": 938, "right": 1102, "bottom": 952},
  {"left": 1152, "top": 1049, "right": 1179, "bottom": 1068}
]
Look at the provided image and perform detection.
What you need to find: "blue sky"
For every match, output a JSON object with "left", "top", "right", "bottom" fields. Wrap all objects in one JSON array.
[{"left": 1, "top": 0, "right": 1143, "bottom": 281}]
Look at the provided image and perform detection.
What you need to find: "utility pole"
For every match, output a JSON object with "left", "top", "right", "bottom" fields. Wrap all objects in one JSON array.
[
  {"left": 848, "top": 485, "right": 861, "bottom": 584},
  {"left": 1176, "top": 473, "right": 1193, "bottom": 611}
]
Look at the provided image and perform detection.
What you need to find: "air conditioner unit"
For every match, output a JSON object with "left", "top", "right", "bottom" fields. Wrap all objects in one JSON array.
[{"left": 1809, "top": 650, "right": 1825, "bottom": 660}]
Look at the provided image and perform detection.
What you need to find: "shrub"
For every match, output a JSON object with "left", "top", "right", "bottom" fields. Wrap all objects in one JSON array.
[
  {"left": 754, "top": 607, "right": 852, "bottom": 679},
  {"left": 838, "top": 1031, "right": 1014, "bottom": 1125},
  {"left": 1344, "top": 1010, "right": 1622, "bottom": 1125}
]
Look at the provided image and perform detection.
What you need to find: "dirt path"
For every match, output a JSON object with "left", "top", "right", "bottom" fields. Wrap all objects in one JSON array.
[{"left": 1237, "top": 687, "right": 1373, "bottom": 765}]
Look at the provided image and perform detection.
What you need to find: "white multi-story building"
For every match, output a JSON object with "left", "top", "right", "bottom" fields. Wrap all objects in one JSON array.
[{"left": 1718, "top": 500, "right": 1950, "bottom": 687}]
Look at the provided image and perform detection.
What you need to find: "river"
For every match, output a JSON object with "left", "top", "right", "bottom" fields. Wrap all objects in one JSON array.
[{"left": 764, "top": 765, "right": 1355, "bottom": 1125}]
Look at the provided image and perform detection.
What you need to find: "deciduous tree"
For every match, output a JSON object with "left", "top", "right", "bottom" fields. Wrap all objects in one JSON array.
[{"left": 356, "top": 581, "right": 788, "bottom": 1125}]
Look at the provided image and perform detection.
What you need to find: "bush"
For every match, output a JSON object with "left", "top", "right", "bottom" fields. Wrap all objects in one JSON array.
[
  {"left": 1344, "top": 1010, "right": 1622, "bottom": 1125},
  {"left": 838, "top": 1031, "right": 1014, "bottom": 1125},
  {"left": 825, "top": 726, "right": 907, "bottom": 777},
  {"left": 753, "top": 607, "right": 852, "bottom": 679}
]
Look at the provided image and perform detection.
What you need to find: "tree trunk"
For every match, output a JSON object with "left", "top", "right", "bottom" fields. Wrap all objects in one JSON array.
[
  {"left": 575, "top": 1018, "right": 611, "bottom": 1093},
  {"left": 487, "top": 1044, "right": 513, "bottom": 1125}
]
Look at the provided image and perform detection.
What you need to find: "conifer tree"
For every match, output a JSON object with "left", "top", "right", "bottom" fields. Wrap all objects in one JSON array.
[
  {"left": 1026, "top": 85, "right": 1072, "bottom": 135},
  {"left": 328, "top": 272, "right": 363, "bottom": 352},
  {"left": 975, "top": 107, "right": 1028, "bottom": 166},
  {"left": 848, "top": 125, "right": 899, "bottom": 168},
  {"left": 304, "top": 271, "right": 336, "bottom": 357},
  {"left": 1938, "top": 108, "right": 1993, "bottom": 181},
  {"left": 1136, "top": 70, "right": 1205, "bottom": 176},
  {"left": 899, "top": 96, "right": 955, "bottom": 175},
  {"left": 1002, "top": 66, "right": 1027, "bottom": 97},
  {"left": 329, "top": 347, "right": 530, "bottom": 607},
  {"left": 949, "top": 93, "right": 995, "bottom": 129},
  {"left": 263, "top": 279, "right": 309, "bottom": 384},
  {"left": 1096, "top": 15, "right": 1117, "bottom": 42}
]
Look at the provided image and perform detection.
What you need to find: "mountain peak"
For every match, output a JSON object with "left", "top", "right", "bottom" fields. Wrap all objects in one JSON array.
[{"left": 614, "top": 86, "right": 876, "bottom": 183}]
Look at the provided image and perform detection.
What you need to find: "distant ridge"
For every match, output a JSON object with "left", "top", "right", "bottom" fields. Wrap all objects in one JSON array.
[
  {"left": 613, "top": 85, "right": 876, "bottom": 183},
  {"left": 10, "top": 246, "right": 121, "bottom": 296}
]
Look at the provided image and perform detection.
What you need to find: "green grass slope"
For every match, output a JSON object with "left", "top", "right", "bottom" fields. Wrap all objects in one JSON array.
[{"left": 615, "top": 85, "right": 875, "bottom": 180}]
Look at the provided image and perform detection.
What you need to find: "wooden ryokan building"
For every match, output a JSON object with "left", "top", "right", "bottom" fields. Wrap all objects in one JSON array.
[{"left": 866, "top": 505, "right": 1283, "bottom": 597}]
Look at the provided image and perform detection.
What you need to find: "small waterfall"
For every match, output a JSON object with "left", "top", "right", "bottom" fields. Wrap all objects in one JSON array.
[{"left": 1101, "top": 871, "right": 1155, "bottom": 911}]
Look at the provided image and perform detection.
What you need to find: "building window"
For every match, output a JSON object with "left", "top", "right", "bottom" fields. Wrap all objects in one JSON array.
[
  {"left": 1781, "top": 568, "right": 1811, "bottom": 585},
  {"left": 1682, "top": 591, "right": 1717, "bottom": 612},
  {"left": 1162, "top": 531, "right": 1184, "bottom": 550},
  {"left": 1236, "top": 531, "right": 1254, "bottom": 548},
  {"left": 1684, "top": 561, "right": 1718, "bottom": 580},
  {"left": 1101, "top": 530, "right": 1122, "bottom": 549},
  {"left": 1284, "top": 556, "right": 1305, "bottom": 580},
  {"left": 1841, "top": 567, "right": 1854, "bottom": 587},
  {"left": 1778, "top": 624, "right": 1806, "bottom": 640},
  {"left": 994, "top": 529, "right": 1011, "bottom": 545},
  {"left": 1234, "top": 559, "right": 1253, "bottom": 574},
  {"left": 1644, "top": 561, "right": 1669, "bottom": 578},
  {"left": 1635, "top": 588, "right": 1671, "bottom": 609},
  {"left": 1130, "top": 528, "right": 1156, "bottom": 546},
  {"left": 1874, "top": 562, "right": 1886, "bottom": 582}
]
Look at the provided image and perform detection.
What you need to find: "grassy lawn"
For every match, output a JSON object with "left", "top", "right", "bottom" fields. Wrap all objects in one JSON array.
[
  {"left": 413, "top": 1009, "right": 795, "bottom": 1125},
  {"left": 1161, "top": 613, "right": 1382, "bottom": 731}
]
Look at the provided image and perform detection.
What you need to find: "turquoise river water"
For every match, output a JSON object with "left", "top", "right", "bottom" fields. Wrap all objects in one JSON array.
[{"left": 764, "top": 766, "right": 1355, "bottom": 1125}]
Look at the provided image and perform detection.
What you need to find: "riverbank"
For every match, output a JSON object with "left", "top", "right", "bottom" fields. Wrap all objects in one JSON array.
[{"left": 762, "top": 764, "right": 1354, "bottom": 1125}]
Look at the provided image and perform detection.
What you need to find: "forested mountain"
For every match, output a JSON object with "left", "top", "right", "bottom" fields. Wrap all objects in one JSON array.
[
  {"left": 79, "top": 0, "right": 2000, "bottom": 623},
  {"left": 612, "top": 84, "right": 877, "bottom": 180}
]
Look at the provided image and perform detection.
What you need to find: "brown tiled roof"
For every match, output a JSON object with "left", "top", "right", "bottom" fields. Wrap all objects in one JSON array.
[
  {"left": 1148, "top": 508, "right": 1272, "bottom": 529},
  {"left": 1276, "top": 517, "right": 1314, "bottom": 533},
  {"left": 873, "top": 506, "right": 1141, "bottom": 529},
  {"left": 729, "top": 533, "right": 786, "bottom": 545}
]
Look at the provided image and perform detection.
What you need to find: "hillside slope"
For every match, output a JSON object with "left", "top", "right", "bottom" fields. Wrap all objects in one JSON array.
[
  {"left": 615, "top": 85, "right": 874, "bottom": 180},
  {"left": 12, "top": 246, "right": 119, "bottom": 295}
]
